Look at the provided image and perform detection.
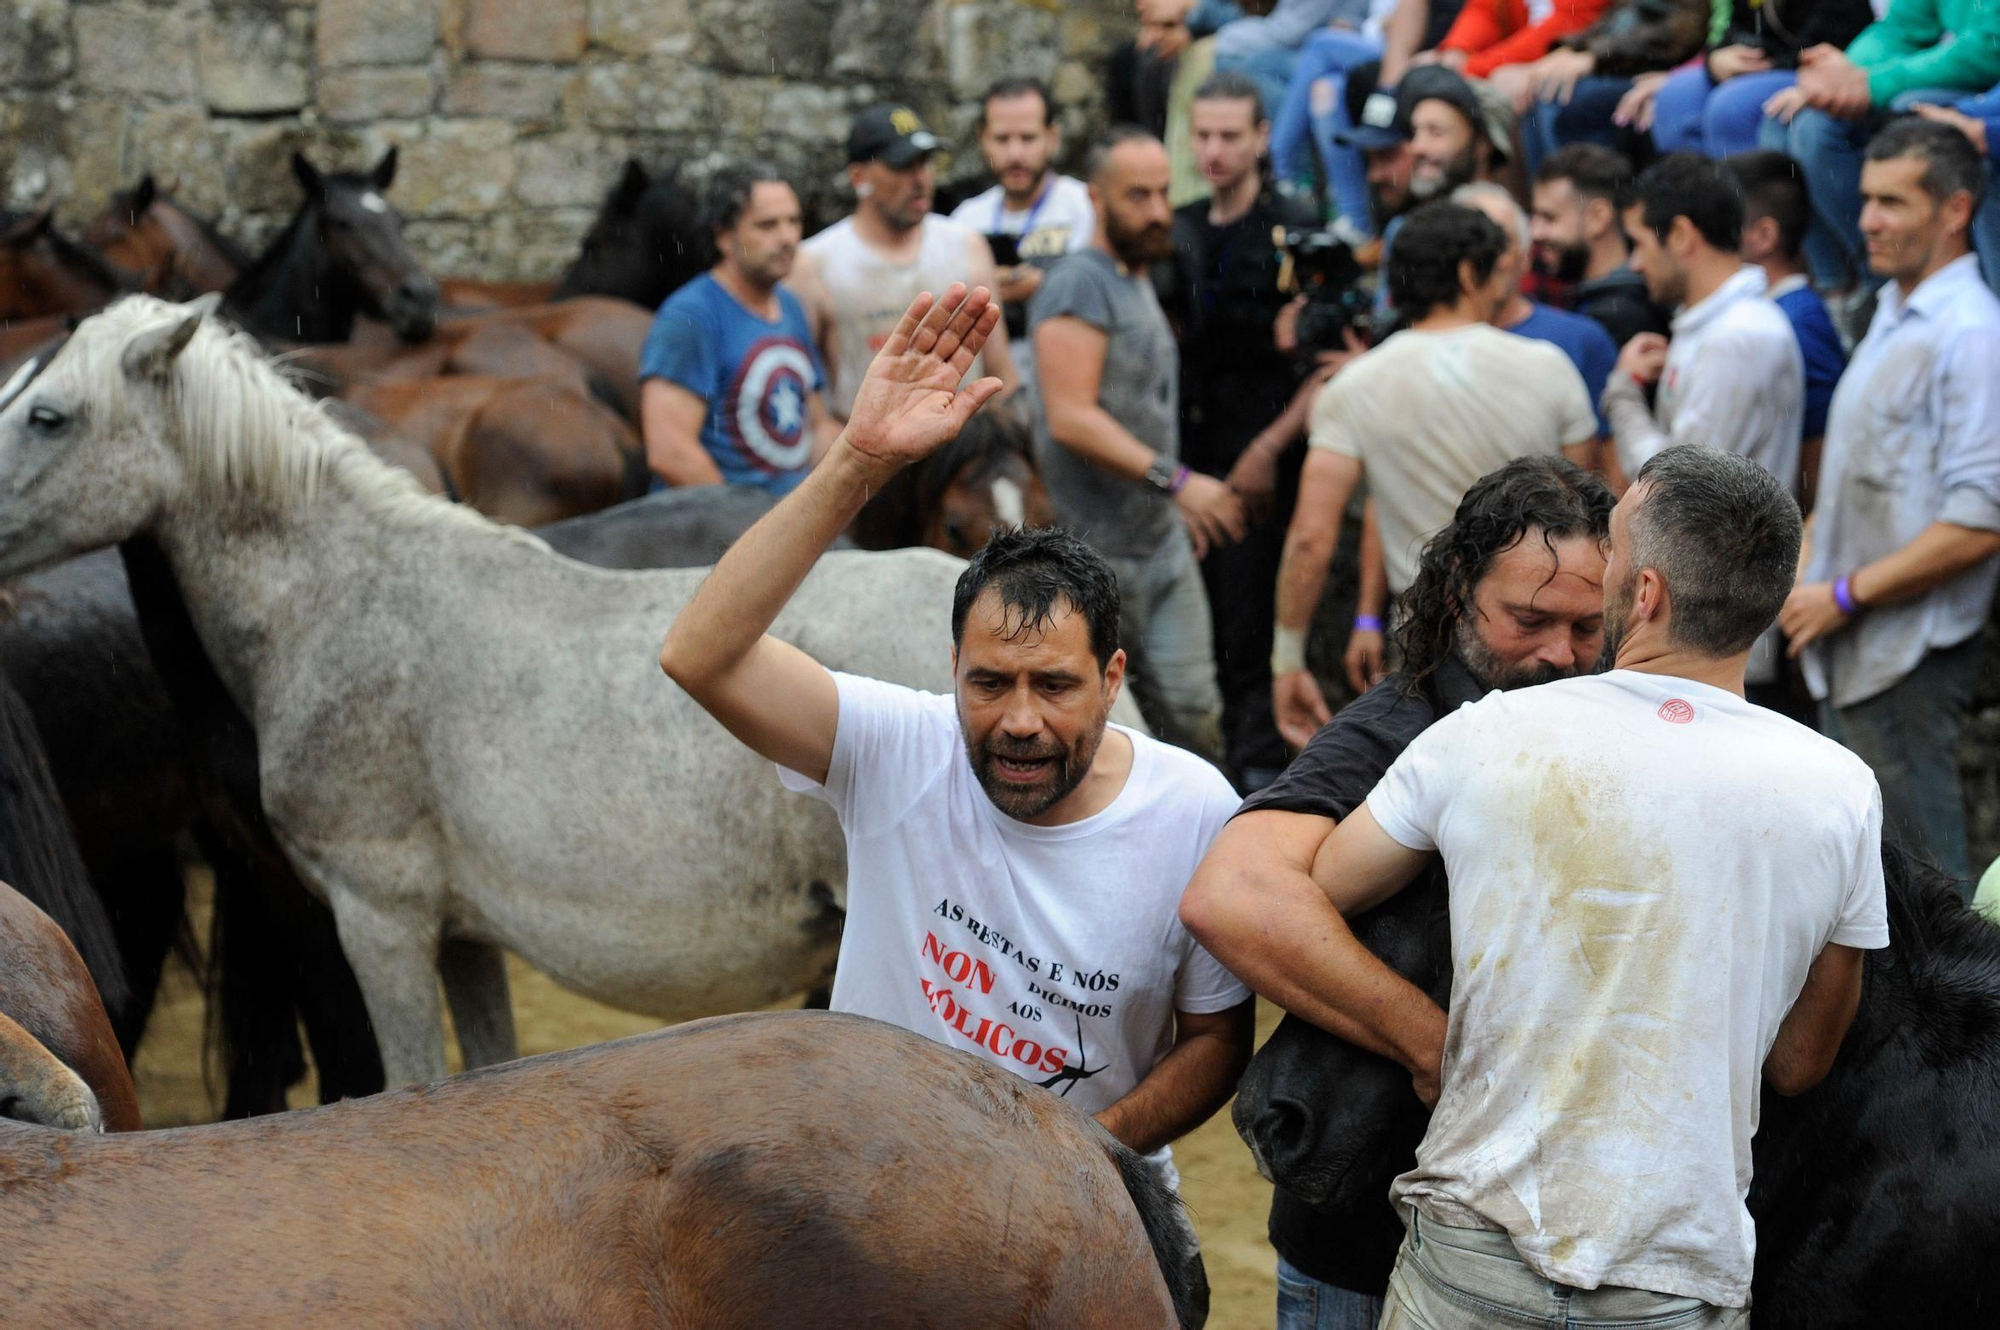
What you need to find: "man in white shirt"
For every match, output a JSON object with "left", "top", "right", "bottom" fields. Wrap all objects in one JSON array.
[
  {"left": 1779, "top": 119, "right": 2000, "bottom": 886},
  {"left": 1201, "top": 443, "right": 1886, "bottom": 1328},
  {"left": 789, "top": 105, "right": 1019, "bottom": 422},
  {"left": 1270, "top": 199, "right": 1598, "bottom": 746},
  {"left": 659, "top": 283, "right": 1253, "bottom": 1184}
]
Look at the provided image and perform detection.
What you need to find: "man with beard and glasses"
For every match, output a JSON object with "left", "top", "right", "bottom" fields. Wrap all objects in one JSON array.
[
  {"left": 662, "top": 282, "right": 1255, "bottom": 1198},
  {"left": 1530, "top": 144, "right": 1671, "bottom": 347},
  {"left": 1183, "top": 455, "right": 1613, "bottom": 1329},
  {"left": 639, "top": 162, "right": 835, "bottom": 494},
  {"left": 790, "top": 104, "right": 1019, "bottom": 424},
  {"left": 1188, "top": 445, "right": 1885, "bottom": 1330},
  {"left": 1032, "top": 127, "right": 1243, "bottom": 760}
]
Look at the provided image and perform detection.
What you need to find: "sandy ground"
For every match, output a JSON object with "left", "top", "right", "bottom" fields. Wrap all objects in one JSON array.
[{"left": 129, "top": 871, "right": 1285, "bottom": 1329}]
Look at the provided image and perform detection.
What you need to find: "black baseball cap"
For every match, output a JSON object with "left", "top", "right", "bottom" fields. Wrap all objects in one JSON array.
[
  {"left": 1334, "top": 61, "right": 1405, "bottom": 152},
  {"left": 847, "top": 104, "right": 943, "bottom": 168},
  {"left": 1335, "top": 63, "right": 1509, "bottom": 163}
]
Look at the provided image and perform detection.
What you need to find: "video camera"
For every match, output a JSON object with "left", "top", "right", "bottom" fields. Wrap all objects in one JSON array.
[{"left": 1277, "top": 225, "right": 1372, "bottom": 355}]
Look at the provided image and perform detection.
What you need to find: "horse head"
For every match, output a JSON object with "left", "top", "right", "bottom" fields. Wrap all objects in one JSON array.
[
  {"left": 1232, "top": 870, "right": 1452, "bottom": 1212},
  {"left": 0, "top": 1008, "right": 103, "bottom": 1132},
  {"left": 917, "top": 408, "right": 1055, "bottom": 559},
  {"left": 85, "top": 175, "right": 245, "bottom": 299},
  {"left": 554, "top": 160, "right": 711, "bottom": 309},
  {"left": 292, "top": 150, "right": 439, "bottom": 343},
  {"left": 0, "top": 207, "right": 131, "bottom": 321}
]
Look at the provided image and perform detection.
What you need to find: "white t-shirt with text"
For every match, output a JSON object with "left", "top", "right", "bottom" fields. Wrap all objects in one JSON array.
[
  {"left": 949, "top": 174, "right": 1096, "bottom": 262},
  {"left": 779, "top": 673, "right": 1249, "bottom": 1163},
  {"left": 1366, "top": 671, "right": 1887, "bottom": 1308}
]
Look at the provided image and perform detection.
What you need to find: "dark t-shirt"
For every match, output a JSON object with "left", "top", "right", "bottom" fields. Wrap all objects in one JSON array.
[
  {"left": 1236, "top": 659, "right": 1486, "bottom": 1291},
  {"left": 1573, "top": 266, "right": 1671, "bottom": 351}
]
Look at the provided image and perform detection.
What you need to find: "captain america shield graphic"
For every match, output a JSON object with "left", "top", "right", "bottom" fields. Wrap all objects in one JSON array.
[{"left": 728, "top": 338, "right": 817, "bottom": 473}]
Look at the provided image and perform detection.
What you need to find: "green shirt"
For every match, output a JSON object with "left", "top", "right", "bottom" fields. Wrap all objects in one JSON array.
[{"left": 1849, "top": 0, "right": 2000, "bottom": 106}]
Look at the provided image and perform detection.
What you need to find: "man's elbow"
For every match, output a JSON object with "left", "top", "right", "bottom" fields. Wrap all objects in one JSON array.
[
  {"left": 1765, "top": 1047, "right": 1838, "bottom": 1097},
  {"left": 657, "top": 631, "right": 712, "bottom": 696},
  {"left": 1179, "top": 862, "right": 1259, "bottom": 967}
]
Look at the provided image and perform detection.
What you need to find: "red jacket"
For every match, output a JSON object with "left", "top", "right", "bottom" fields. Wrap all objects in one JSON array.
[{"left": 1437, "top": 0, "right": 1613, "bottom": 78}]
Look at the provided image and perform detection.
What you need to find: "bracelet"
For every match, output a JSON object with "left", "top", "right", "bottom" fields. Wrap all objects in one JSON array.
[
  {"left": 1169, "top": 464, "right": 1191, "bottom": 496},
  {"left": 1832, "top": 574, "right": 1859, "bottom": 616},
  {"left": 1354, "top": 614, "right": 1384, "bottom": 633},
  {"left": 1271, "top": 624, "right": 1307, "bottom": 676}
]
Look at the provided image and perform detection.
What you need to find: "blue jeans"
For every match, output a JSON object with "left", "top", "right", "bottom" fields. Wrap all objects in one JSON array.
[
  {"left": 1522, "top": 76, "right": 1634, "bottom": 175},
  {"left": 1277, "top": 1256, "right": 1385, "bottom": 1330},
  {"left": 1104, "top": 529, "right": 1225, "bottom": 761},
  {"left": 1820, "top": 634, "right": 1984, "bottom": 889},
  {"left": 1269, "top": 27, "right": 1384, "bottom": 229},
  {"left": 1651, "top": 66, "right": 1795, "bottom": 158}
]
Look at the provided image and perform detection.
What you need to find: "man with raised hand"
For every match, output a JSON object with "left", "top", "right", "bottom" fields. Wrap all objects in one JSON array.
[{"left": 660, "top": 283, "right": 1254, "bottom": 1192}]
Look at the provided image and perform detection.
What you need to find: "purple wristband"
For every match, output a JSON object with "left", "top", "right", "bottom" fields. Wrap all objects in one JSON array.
[
  {"left": 1169, "top": 464, "right": 1191, "bottom": 495},
  {"left": 1832, "top": 575, "right": 1859, "bottom": 616},
  {"left": 1354, "top": 614, "right": 1385, "bottom": 633}
]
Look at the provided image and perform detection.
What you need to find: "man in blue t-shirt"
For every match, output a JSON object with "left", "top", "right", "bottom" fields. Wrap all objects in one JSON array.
[{"left": 639, "top": 163, "right": 832, "bottom": 495}]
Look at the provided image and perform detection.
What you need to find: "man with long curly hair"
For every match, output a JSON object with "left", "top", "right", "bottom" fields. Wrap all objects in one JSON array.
[{"left": 1181, "top": 454, "right": 1611, "bottom": 1328}]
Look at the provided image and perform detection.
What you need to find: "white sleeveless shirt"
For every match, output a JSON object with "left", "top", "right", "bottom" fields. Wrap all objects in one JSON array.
[{"left": 801, "top": 215, "right": 988, "bottom": 418}]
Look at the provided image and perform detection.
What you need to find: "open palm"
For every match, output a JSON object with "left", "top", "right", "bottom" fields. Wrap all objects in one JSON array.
[{"left": 844, "top": 283, "right": 1006, "bottom": 470}]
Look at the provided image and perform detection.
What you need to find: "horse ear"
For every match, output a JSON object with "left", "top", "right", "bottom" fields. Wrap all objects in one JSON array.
[
  {"left": 292, "top": 152, "right": 325, "bottom": 199},
  {"left": 613, "top": 159, "right": 649, "bottom": 209},
  {"left": 121, "top": 306, "right": 207, "bottom": 381},
  {"left": 372, "top": 147, "right": 399, "bottom": 190},
  {"left": 131, "top": 175, "right": 157, "bottom": 214}
]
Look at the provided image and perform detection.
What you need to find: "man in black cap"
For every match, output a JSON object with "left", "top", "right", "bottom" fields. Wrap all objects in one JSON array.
[{"left": 791, "top": 104, "right": 1019, "bottom": 424}]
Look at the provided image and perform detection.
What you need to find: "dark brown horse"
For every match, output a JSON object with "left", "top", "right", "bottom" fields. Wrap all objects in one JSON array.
[
  {"left": 0, "top": 1011, "right": 1200, "bottom": 1329},
  {"left": 0, "top": 879, "right": 139, "bottom": 1132},
  {"left": 853, "top": 407, "right": 1055, "bottom": 557},
  {"left": 0, "top": 209, "right": 133, "bottom": 320},
  {"left": 84, "top": 176, "right": 249, "bottom": 299}
]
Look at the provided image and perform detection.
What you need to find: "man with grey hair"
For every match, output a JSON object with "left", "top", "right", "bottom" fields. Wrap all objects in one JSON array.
[{"left": 1252, "top": 443, "right": 1886, "bottom": 1327}]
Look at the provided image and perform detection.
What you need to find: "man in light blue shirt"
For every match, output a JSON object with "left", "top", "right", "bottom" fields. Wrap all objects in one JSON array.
[{"left": 1780, "top": 119, "right": 2000, "bottom": 886}]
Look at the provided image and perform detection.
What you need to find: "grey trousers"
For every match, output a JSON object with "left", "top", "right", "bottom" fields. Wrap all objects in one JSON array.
[
  {"left": 1379, "top": 1213, "right": 1750, "bottom": 1330},
  {"left": 1104, "top": 528, "right": 1226, "bottom": 763}
]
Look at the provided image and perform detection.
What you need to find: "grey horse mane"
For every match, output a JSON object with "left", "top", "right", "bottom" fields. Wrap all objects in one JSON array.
[{"left": 75, "top": 296, "right": 539, "bottom": 545}]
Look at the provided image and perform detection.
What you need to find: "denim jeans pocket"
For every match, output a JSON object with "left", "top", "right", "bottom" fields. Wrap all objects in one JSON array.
[{"left": 1276, "top": 1265, "right": 1321, "bottom": 1329}]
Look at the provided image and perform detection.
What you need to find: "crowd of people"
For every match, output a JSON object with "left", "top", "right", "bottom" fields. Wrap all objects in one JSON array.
[{"left": 637, "top": 6, "right": 2000, "bottom": 1323}]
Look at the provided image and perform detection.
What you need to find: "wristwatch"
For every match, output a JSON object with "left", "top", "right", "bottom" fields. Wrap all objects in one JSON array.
[{"left": 1143, "top": 455, "right": 1184, "bottom": 495}]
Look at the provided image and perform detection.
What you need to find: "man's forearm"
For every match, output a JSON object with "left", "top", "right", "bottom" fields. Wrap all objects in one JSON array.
[
  {"left": 648, "top": 434, "right": 727, "bottom": 488},
  {"left": 1849, "top": 521, "right": 2000, "bottom": 608},
  {"left": 1095, "top": 1006, "right": 1253, "bottom": 1155},
  {"left": 1601, "top": 375, "right": 1667, "bottom": 478},
  {"left": 659, "top": 439, "right": 888, "bottom": 687},
  {"left": 1047, "top": 396, "right": 1162, "bottom": 482},
  {"left": 1276, "top": 513, "right": 1342, "bottom": 639}
]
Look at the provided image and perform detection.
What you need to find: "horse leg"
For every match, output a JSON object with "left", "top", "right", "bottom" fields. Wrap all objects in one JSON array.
[
  {"left": 320, "top": 886, "right": 449, "bottom": 1086},
  {"left": 438, "top": 937, "right": 518, "bottom": 1069}
]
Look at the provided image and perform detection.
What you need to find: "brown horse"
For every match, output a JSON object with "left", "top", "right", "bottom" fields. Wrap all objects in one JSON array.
[
  {"left": 0, "top": 209, "right": 133, "bottom": 320},
  {"left": 0, "top": 1011, "right": 1199, "bottom": 1329},
  {"left": 853, "top": 407, "right": 1056, "bottom": 557},
  {"left": 0, "top": 880, "right": 139, "bottom": 1132},
  {"left": 438, "top": 276, "right": 560, "bottom": 311},
  {"left": 84, "top": 176, "right": 249, "bottom": 299}
]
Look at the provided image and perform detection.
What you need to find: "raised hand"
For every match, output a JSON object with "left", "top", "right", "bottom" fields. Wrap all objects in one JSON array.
[{"left": 842, "top": 283, "right": 1005, "bottom": 473}]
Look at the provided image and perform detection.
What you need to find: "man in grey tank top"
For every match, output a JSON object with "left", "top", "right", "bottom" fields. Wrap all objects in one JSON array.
[
  {"left": 1029, "top": 128, "right": 1242, "bottom": 761},
  {"left": 789, "top": 105, "right": 1019, "bottom": 423}
]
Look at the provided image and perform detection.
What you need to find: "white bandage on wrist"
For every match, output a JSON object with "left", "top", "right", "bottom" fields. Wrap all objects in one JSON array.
[{"left": 1271, "top": 624, "right": 1307, "bottom": 676}]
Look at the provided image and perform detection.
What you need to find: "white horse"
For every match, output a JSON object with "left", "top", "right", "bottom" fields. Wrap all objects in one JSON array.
[{"left": 0, "top": 295, "right": 1124, "bottom": 1085}]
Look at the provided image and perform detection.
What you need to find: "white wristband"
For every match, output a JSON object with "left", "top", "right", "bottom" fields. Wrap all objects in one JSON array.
[{"left": 1271, "top": 624, "right": 1307, "bottom": 676}]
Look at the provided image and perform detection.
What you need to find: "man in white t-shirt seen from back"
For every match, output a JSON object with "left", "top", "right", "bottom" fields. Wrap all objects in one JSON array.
[
  {"left": 1270, "top": 199, "right": 1599, "bottom": 746},
  {"left": 789, "top": 104, "right": 1019, "bottom": 423},
  {"left": 659, "top": 283, "right": 1253, "bottom": 1187},
  {"left": 1216, "top": 443, "right": 1887, "bottom": 1327}
]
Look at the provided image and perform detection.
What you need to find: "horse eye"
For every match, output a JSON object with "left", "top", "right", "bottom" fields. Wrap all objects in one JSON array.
[{"left": 27, "top": 404, "right": 65, "bottom": 431}]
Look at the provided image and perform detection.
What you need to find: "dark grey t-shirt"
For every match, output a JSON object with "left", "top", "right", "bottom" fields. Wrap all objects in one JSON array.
[{"left": 1027, "top": 247, "right": 1180, "bottom": 558}]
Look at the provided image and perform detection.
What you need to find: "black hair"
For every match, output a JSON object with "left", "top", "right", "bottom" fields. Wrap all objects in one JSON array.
[
  {"left": 1631, "top": 444, "right": 1801, "bottom": 657},
  {"left": 1085, "top": 125, "right": 1162, "bottom": 186},
  {"left": 1192, "top": 69, "right": 1268, "bottom": 125},
  {"left": 701, "top": 161, "right": 789, "bottom": 237},
  {"left": 1625, "top": 152, "right": 1744, "bottom": 252},
  {"left": 1386, "top": 201, "right": 1507, "bottom": 318},
  {"left": 1395, "top": 456, "right": 1614, "bottom": 700},
  {"left": 1866, "top": 116, "right": 1987, "bottom": 215},
  {"left": 1534, "top": 143, "right": 1634, "bottom": 204},
  {"left": 979, "top": 76, "right": 1056, "bottom": 128},
  {"left": 952, "top": 527, "right": 1122, "bottom": 670},
  {"left": 1725, "top": 150, "right": 1811, "bottom": 262}
]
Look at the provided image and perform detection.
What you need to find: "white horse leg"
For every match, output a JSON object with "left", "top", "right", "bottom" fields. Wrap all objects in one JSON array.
[
  {"left": 438, "top": 937, "right": 518, "bottom": 1069},
  {"left": 324, "top": 889, "right": 448, "bottom": 1086}
]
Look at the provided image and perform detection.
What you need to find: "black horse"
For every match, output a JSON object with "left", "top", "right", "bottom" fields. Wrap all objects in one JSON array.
[
  {"left": 552, "top": 159, "right": 710, "bottom": 311},
  {"left": 224, "top": 150, "right": 440, "bottom": 345},
  {"left": 1235, "top": 845, "right": 2000, "bottom": 1327}
]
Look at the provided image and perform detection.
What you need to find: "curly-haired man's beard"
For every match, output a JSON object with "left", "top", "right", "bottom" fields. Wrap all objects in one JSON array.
[{"left": 1455, "top": 614, "right": 1589, "bottom": 691}]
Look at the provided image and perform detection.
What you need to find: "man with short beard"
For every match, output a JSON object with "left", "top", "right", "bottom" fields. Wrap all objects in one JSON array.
[
  {"left": 1530, "top": 144, "right": 1671, "bottom": 346},
  {"left": 790, "top": 104, "right": 1019, "bottom": 424},
  {"left": 1033, "top": 127, "right": 1244, "bottom": 760},
  {"left": 662, "top": 283, "right": 1254, "bottom": 1195},
  {"left": 1182, "top": 455, "right": 1614, "bottom": 1329}
]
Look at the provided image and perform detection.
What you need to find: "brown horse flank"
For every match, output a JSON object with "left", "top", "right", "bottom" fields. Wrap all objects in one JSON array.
[
  {"left": 0, "top": 1012, "right": 1199, "bottom": 1329},
  {"left": 0, "top": 879, "right": 138, "bottom": 1132},
  {"left": 84, "top": 176, "right": 249, "bottom": 300}
]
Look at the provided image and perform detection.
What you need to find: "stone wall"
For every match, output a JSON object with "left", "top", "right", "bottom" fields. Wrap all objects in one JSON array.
[{"left": 2, "top": 0, "right": 1132, "bottom": 279}]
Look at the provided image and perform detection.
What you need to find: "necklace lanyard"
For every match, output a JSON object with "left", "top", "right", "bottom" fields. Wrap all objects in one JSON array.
[{"left": 994, "top": 177, "right": 1053, "bottom": 238}]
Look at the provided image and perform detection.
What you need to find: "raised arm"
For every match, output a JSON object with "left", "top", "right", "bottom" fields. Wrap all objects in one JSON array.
[{"left": 659, "top": 284, "right": 1004, "bottom": 781}]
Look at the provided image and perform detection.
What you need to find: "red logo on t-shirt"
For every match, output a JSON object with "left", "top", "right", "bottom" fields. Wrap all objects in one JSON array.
[{"left": 1657, "top": 698, "right": 1695, "bottom": 724}]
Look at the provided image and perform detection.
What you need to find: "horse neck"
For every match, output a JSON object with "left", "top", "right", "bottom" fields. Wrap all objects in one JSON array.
[
  {"left": 159, "top": 205, "right": 245, "bottom": 294},
  {"left": 228, "top": 212, "right": 356, "bottom": 343}
]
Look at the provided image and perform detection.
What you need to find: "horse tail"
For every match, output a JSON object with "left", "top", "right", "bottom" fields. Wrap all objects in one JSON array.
[{"left": 1109, "top": 1142, "right": 1209, "bottom": 1330}]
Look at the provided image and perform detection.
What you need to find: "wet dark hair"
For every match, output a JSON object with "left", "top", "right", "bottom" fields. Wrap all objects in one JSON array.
[
  {"left": 1395, "top": 456, "right": 1614, "bottom": 699},
  {"left": 1867, "top": 116, "right": 1987, "bottom": 214},
  {"left": 1625, "top": 152, "right": 1744, "bottom": 252},
  {"left": 952, "top": 526, "right": 1122, "bottom": 670},
  {"left": 1386, "top": 201, "right": 1508, "bottom": 318},
  {"left": 1726, "top": 150, "right": 1811, "bottom": 262},
  {"left": 1632, "top": 444, "right": 1801, "bottom": 657},
  {"left": 702, "top": 161, "right": 789, "bottom": 237},
  {"left": 1193, "top": 69, "right": 1267, "bottom": 125},
  {"left": 979, "top": 77, "right": 1055, "bottom": 128}
]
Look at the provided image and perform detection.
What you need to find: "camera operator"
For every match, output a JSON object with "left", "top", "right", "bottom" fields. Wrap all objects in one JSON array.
[
  {"left": 1271, "top": 201, "right": 1600, "bottom": 746},
  {"left": 1158, "top": 70, "right": 1327, "bottom": 791}
]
